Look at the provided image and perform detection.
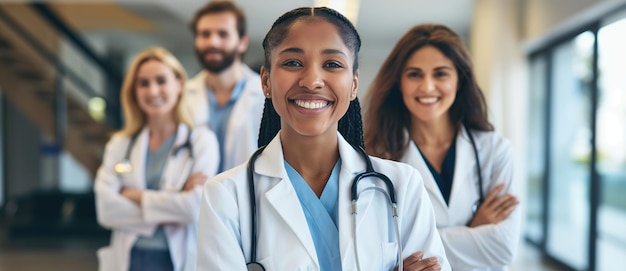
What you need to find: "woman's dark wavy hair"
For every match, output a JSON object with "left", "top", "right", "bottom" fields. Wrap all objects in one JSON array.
[
  {"left": 363, "top": 24, "right": 493, "bottom": 161},
  {"left": 257, "top": 7, "right": 364, "bottom": 148}
]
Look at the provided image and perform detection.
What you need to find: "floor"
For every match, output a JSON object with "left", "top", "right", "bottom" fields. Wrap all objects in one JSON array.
[
  {"left": 511, "top": 243, "right": 563, "bottom": 271},
  {"left": 0, "top": 235, "right": 105, "bottom": 271}
]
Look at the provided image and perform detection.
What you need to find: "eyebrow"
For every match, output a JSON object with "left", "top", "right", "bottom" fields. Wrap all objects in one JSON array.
[
  {"left": 278, "top": 47, "right": 303, "bottom": 55},
  {"left": 322, "top": 49, "right": 348, "bottom": 57},
  {"left": 278, "top": 47, "right": 348, "bottom": 57},
  {"left": 404, "top": 66, "right": 454, "bottom": 71}
]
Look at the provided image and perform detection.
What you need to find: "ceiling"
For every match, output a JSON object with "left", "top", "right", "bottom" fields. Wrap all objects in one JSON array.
[
  {"left": 34, "top": 0, "right": 473, "bottom": 53},
  {"left": 26, "top": 0, "right": 474, "bottom": 86},
  {"left": 152, "top": 0, "right": 474, "bottom": 44}
]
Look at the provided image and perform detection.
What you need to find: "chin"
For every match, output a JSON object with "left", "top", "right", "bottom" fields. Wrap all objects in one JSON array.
[
  {"left": 296, "top": 126, "right": 337, "bottom": 139},
  {"left": 145, "top": 110, "right": 174, "bottom": 118}
]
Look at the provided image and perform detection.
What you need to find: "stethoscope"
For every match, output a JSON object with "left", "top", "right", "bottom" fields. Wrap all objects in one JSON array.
[
  {"left": 464, "top": 125, "right": 485, "bottom": 215},
  {"left": 245, "top": 144, "right": 403, "bottom": 271},
  {"left": 113, "top": 131, "right": 194, "bottom": 174}
]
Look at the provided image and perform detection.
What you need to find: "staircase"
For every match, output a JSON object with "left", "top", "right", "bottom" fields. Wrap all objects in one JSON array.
[{"left": 0, "top": 4, "right": 117, "bottom": 175}]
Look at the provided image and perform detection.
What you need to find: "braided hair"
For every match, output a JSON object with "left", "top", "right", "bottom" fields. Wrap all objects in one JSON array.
[{"left": 257, "top": 7, "right": 364, "bottom": 149}]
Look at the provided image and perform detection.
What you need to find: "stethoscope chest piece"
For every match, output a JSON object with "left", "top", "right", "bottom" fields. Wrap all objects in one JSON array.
[
  {"left": 114, "top": 160, "right": 132, "bottom": 174},
  {"left": 246, "top": 262, "right": 265, "bottom": 271}
]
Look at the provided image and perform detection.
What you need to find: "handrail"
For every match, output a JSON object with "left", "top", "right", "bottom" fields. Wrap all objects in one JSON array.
[
  {"left": 30, "top": 3, "right": 123, "bottom": 88},
  {"left": 0, "top": 7, "right": 115, "bottom": 122}
]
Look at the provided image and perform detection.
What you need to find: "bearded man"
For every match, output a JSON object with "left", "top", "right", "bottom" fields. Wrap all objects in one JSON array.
[{"left": 186, "top": 1, "right": 264, "bottom": 173}]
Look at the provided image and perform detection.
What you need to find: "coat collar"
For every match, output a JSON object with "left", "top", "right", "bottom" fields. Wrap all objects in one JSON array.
[
  {"left": 254, "top": 131, "right": 365, "bottom": 178},
  {"left": 188, "top": 64, "right": 260, "bottom": 98},
  {"left": 128, "top": 124, "right": 192, "bottom": 188},
  {"left": 136, "top": 124, "right": 191, "bottom": 153}
]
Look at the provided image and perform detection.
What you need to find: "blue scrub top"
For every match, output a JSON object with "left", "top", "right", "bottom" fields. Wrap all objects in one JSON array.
[
  {"left": 134, "top": 134, "right": 176, "bottom": 250},
  {"left": 207, "top": 79, "right": 245, "bottom": 173},
  {"left": 285, "top": 159, "right": 342, "bottom": 270}
]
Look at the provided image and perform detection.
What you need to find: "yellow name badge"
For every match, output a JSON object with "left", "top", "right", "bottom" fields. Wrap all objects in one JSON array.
[{"left": 114, "top": 160, "right": 132, "bottom": 174}]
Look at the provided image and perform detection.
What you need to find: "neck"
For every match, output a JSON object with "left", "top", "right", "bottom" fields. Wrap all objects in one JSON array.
[
  {"left": 204, "top": 61, "right": 243, "bottom": 94},
  {"left": 410, "top": 117, "right": 457, "bottom": 146},
  {"left": 280, "top": 130, "right": 339, "bottom": 196},
  {"left": 146, "top": 114, "right": 177, "bottom": 138}
]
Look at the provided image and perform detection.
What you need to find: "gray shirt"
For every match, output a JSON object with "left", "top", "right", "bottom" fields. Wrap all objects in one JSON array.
[{"left": 133, "top": 134, "right": 176, "bottom": 250}]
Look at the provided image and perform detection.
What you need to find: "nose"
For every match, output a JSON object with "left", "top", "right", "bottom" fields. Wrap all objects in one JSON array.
[
  {"left": 420, "top": 75, "right": 436, "bottom": 92},
  {"left": 147, "top": 82, "right": 160, "bottom": 95},
  {"left": 207, "top": 35, "right": 220, "bottom": 47},
  {"left": 298, "top": 66, "right": 324, "bottom": 91},
  {"left": 202, "top": 33, "right": 223, "bottom": 48}
]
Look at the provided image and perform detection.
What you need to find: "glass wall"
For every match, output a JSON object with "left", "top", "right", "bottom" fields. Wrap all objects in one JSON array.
[
  {"left": 596, "top": 16, "right": 626, "bottom": 271},
  {"left": 525, "top": 7, "right": 626, "bottom": 271},
  {"left": 545, "top": 31, "right": 594, "bottom": 270},
  {"left": 525, "top": 57, "right": 547, "bottom": 244}
]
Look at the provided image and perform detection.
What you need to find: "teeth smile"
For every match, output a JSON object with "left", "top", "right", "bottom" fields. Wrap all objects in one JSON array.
[
  {"left": 294, "top": 100, "right": 329, "bottom": 109},
  {"left": 150, "top": 98, "right": 164, "bottom": 106},
  {"left": 418, "top": 97, "right": 438, "bottom": 104}
]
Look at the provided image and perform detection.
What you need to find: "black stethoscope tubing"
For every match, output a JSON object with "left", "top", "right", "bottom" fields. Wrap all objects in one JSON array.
[
  {"left": 245, "top": 145, "right": 266, "bottom": 271},
  {"left": 464, "top": 125, "right": 484, "bottom": 213},
  {"left": 245, "top": 144, "right": 397, "bottom": 270}
]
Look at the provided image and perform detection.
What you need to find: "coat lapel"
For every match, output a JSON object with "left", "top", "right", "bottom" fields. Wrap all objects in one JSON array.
[
  {"left": 401, "top": 140, "right": 447, "bottom": 207},
  {"left": 336, "top": 134, "right": 374, "bottom": 264},
  {"left": 128, "top": 127, "right": 149, "bottom": 189},
  {"left": 448, "top": 126, "right": 478, "bottom": 210},
  {"left": 160, "top": 124, "right": 194, "bottom": 190},
  {"left": 186, "top": 72, "right": 209, "bottom": 126},
  {"left": 224, "top": 65, "right": 262, "bottom": 154},
  {"left": 254, "top": 132, "right": 319, "bottom": 266}
]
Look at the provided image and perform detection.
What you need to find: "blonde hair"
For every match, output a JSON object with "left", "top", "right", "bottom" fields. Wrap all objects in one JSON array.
[{"left": 116, "top": 47, "right": 193, "bottom": 137}]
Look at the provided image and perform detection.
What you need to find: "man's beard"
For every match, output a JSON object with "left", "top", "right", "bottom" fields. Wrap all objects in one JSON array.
[{"left": 195, "top": 47, "right": 239, "bottom": 74}]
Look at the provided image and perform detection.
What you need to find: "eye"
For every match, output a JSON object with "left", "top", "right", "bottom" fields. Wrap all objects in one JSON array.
[
  {"left": 323, "top": 61, "right": 343, "bottom": 69},
  {"left": 218, "top": 31, "right": 228, "bottom": 39},
  {"left": 405, "top": 71, "right": 421, "bottom": 78},
  {"left": 137, "top": 79, "right": 149, "bottom": 88},
  {"left": 156, "top": 76, "right": 167, "bottom": 85},
  {"left": 435, "top": 71, "right": 449, "bottom": 78},
  {"left": 282, "top": 60, "right": 302, "bottom": 67},
  {"left": 199, "top": 30, "right": 210, "bottom": 39}
]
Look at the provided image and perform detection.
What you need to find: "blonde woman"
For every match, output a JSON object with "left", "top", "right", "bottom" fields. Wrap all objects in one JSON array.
[{"left": 94, "top": 47, "right": 219, "bottom": 271}]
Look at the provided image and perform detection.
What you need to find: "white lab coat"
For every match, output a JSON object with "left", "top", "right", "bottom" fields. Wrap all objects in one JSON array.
[
  {"left": 400, "top": 128, "right": 521, "bottom": 271},
  {"left": 185, "top": 65, "right": 265, "bottom": 172},
  {"left": 94, "top": 124, "right": 219, "bottom": 271},
  {"left": 196, "top": 131, "right": 451, "bottom": 271}
]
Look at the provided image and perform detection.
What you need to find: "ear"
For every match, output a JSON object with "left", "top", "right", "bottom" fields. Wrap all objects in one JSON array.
[
  {"left": 350, "top": 71, "right": 359, "bottom": 100},
  {"left": 237, "top": 35, "right": 250, "bottom": 54},
  {"left": 260, "top": 65, "right": 270, "bottom": 98}
]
